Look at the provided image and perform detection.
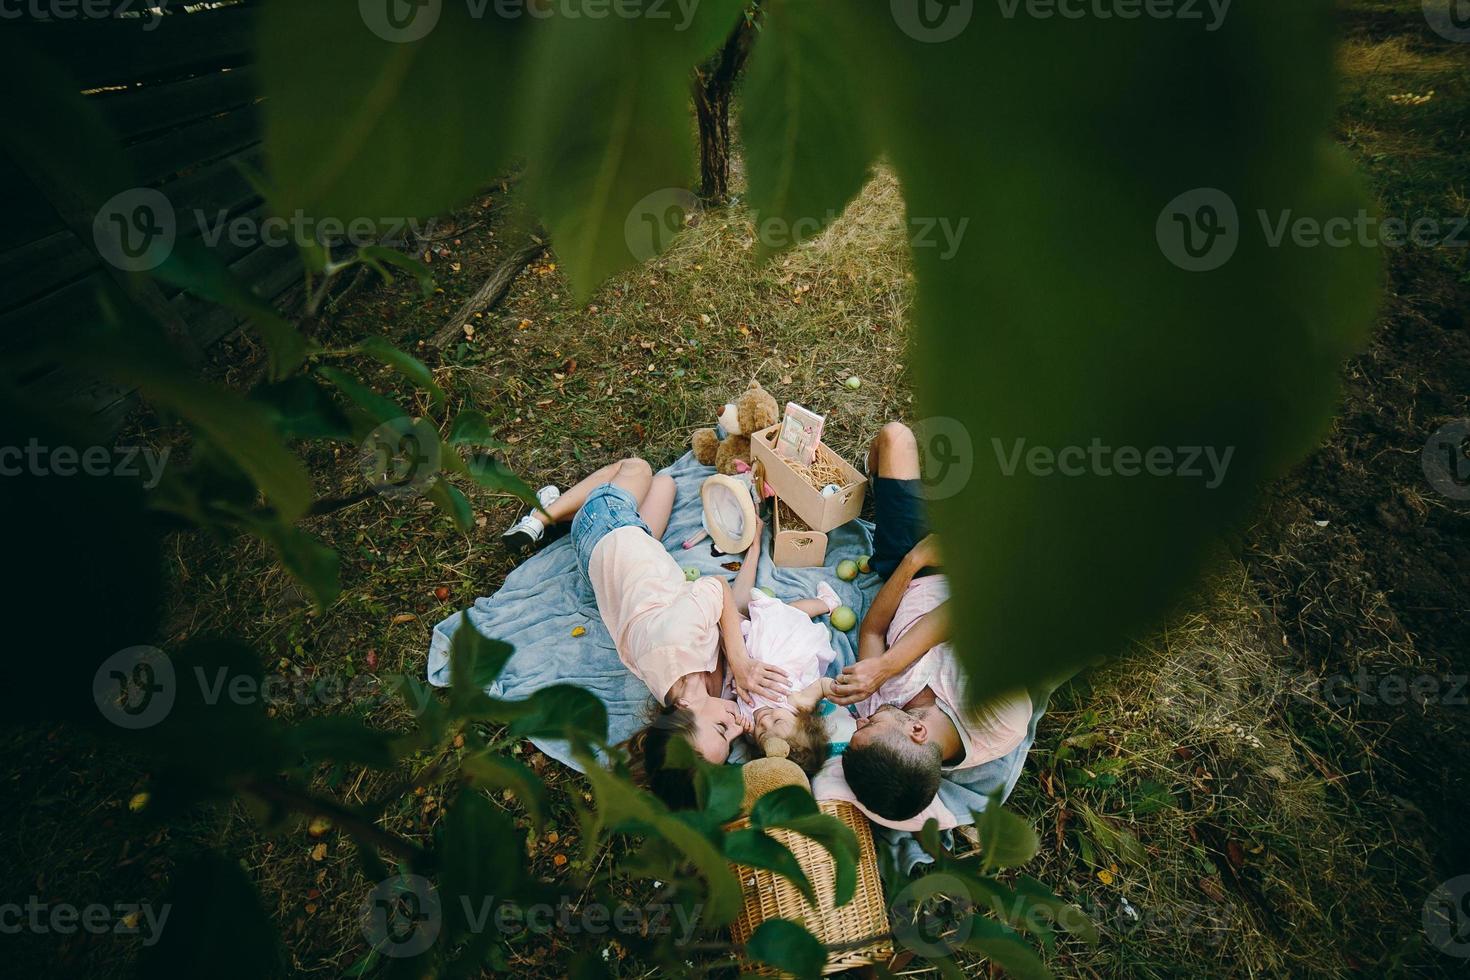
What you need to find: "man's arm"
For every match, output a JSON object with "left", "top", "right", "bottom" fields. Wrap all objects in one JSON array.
[{"left": 855, "top": 547, "right": 926, "bottom": 660}]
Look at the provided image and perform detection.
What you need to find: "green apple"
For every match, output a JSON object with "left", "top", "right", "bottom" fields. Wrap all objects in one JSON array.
[
  {"left": 844, "top": 376, "right": 861, "bottom": 390},
  {"left": 756, "top": 586, "right": 776, "bottom": 597},
  {"left": 830, "top": 605, "right": 857, "bottom": 631},
  {"left": 683, "top": 567, "right": 700, "bottom": 582},
  {"left": 836, "top": 559, "right": 858, "bottom": 581},
  {"left": 856, "top": 554, "right": 871, "bottom": 574}
]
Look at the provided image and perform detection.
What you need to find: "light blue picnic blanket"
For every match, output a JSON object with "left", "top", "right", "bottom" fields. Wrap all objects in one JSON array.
[{"left": 426, "top": 451, "right": 1045, "bottom": 875}]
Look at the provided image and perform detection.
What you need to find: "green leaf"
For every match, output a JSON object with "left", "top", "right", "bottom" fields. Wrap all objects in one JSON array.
[
  {"left": 575, "top": 745, "right": 740, "bottom": 925},
  {"left": 975, "top": 800, "right": 1040, "bottom": 872},
  {"left": 284, "top": 717, "right": 398, "bottom": 768},
  {"left": 440, "top": 789, "right": 524, "bottom": 939},
  {"left": 723, "top": 828, "right": 814, "bottom": 904},
  {"left": 246, "top": 519, "right": 342, "bottom": 609},
  {"left": 523, "top": 2, "right": 743, "bottom": 297},
  {"left": 1012, "top": 875, "right": 1098, "bottom": 944},
  {"left": 80, "top": 342, "right": 313, "bottom": 521},
  {"left": 695, "top": 759, "right": 746, "bottom": 825},
  {"left": 462, "top": 453, "right": 541, "bottom": 508},
  {"left": 741, "top": 0, "right": 875, "bottom": 255},
  {"left": 135, "top": 853, "right": 287, "bottom": 979},
  {"left": 250, "top": 376, "right": 355, "bottom": 441},
  {"left": 836, "top": 2, "right": 1380, "bottom": 703},
  {"left": 749, "top": 788, "right": 858, "bottom": 906},
  {"left": 447, "top": 409, "right": 502, "bottom": 447},
  {"left": 746, "top": 918, "right": 826, "bottom": 980},
  {"left": 355, "top": 336, "right": 445, "bottom": 408},
  {"left": 358, "top": 245, "right": 435, "bottom": 297},
  {"left": 428, "top": 480, "right": 474, "bottom": 533},
  {"left": 961, "top": 916, "right": 1051, "bottom": 980},
  {"left": 749, "top": 784, "right": 818, "bottom": 827},
  {"left": 461, "top": 753, "right": 548, "bottom": 833},
  {"left": 448, "top": 613, "right": 515, "bottom": 713},
  {"left": 317, "top": 366, "right": 408, "bottom": 426},
  {"left": 153, "top": 239, "right": 314, "bottom": 380},
  {"left": 507, "top": 685, "right": 609, "bottom": 744},
  {"left": 260, "top": 3, "right": 526, "bottom": 230}
]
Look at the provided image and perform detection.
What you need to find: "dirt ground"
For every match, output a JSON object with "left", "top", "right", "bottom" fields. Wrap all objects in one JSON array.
[{"left": 3, "top": 3, "right": 1467, "bottom": 978}]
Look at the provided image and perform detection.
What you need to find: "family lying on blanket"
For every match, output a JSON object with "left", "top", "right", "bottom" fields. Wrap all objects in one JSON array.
[{"left": 498, "top": 422, "right": 1033, "bottom": 821}]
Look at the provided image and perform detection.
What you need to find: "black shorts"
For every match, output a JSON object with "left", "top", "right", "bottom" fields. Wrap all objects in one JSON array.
[{"left": 870, "top": 477, "right": 940, "bottom": 580}]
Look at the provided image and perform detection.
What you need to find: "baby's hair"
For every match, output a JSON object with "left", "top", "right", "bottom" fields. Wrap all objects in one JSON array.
[
  {"left": 776, "top": 707, "right": 830, "bottom": 778},
  {"left": 621, "top": 702, "right": 698, "bottom": 810}
]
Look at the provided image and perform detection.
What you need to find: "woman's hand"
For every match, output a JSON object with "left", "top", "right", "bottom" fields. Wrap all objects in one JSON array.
[
  {"left": 731, "top": 657, "right": 790, "bottom": 706},
  {"left": 828, "top": 655, "right": 895, "bottom": 706}
]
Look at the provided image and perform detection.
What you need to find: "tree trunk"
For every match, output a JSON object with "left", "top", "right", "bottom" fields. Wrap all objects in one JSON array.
[{"left": 693, "top": 12, "right": 757, "bottom": 206}]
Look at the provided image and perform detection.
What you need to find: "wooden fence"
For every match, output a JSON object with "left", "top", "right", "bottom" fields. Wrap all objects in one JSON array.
[{"left": 1, "top": 0, "right": 297, "bottom": 435}]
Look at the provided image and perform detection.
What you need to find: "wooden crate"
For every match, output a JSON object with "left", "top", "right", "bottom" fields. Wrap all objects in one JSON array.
[
  {"left": 771, "top": 496, "right": 827, "bottom": 568},
  {"left": 750, "top": 423, "right": 866, "bottom": 532}
]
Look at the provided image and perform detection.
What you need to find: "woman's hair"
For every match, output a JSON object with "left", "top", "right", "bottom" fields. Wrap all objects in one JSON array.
[
  {"left": 622, "top": 702, "right": 698, "bottom": 810},
  {"left": 772, "top": 708, "right": 830, "bottom": 778}
]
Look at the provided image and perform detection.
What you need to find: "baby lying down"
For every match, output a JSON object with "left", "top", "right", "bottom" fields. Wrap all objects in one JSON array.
[{"left": 722, "top": 523, "right": 857, "bottom": 776}]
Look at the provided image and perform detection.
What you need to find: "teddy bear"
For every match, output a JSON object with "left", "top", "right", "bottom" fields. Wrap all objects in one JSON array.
[{"left": 691, "top": 380, "right": 780, "bottom": 475}]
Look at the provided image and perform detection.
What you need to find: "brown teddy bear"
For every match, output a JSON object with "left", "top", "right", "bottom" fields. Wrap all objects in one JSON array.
[{"left": 691, "top": 380, "right": 780, "bottom": 475}]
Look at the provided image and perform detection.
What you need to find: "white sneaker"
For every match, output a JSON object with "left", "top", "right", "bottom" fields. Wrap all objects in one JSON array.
[{"left": 501, "top": 485, "right": 560, "bottom": 549}]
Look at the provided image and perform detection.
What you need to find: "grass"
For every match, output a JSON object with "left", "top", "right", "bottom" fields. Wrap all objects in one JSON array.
[{"left": 4, "top": 2, "right": 1468, "bottom": 977}]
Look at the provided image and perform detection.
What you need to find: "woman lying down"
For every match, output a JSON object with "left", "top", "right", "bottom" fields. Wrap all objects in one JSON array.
[{"left": 500, "top": 455, "right": 854, "bottom": 807}]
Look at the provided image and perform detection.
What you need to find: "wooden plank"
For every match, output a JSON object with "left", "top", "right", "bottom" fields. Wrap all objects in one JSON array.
[
  {"left": 0, "top": 274, "right": 106, "bottom": 357},
  {"left": 20, "top": 4, "right": 259, "bottom": 89},
  {"left": 0, "top": 230, "right": 99, "bottom": 315},
  {"left": 129, "top": 101, "right": 261, "bottom": 186},
  {"left": 95, "top": 66, "right": 258, "bottom": 142},
  {"left": 0, "top": 152, "right": 66, "bottom": 254}
]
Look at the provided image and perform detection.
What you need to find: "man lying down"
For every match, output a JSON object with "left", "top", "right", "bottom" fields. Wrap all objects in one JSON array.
[{"left": 827, "top": 422, "right": 1033, "bottom": 822}]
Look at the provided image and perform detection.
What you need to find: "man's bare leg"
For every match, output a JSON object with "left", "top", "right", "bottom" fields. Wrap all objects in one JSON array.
[{"left": 867, "top": 421, "right": 921, "bottom": 480}]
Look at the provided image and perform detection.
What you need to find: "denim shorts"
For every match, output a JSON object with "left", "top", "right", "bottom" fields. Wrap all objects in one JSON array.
[{"left": 571, "top": 484, "right": 651, "bottom": 580}]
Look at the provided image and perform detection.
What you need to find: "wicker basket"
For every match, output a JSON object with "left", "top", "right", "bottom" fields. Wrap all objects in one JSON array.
[{"left": 726, "top": 800, "right": 893, "bottom": 974}]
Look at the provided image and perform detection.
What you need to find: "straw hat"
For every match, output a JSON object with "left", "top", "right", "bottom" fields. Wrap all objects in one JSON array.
[{"left": 701, "top": 473, "right": 758, "bottom": 554}]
